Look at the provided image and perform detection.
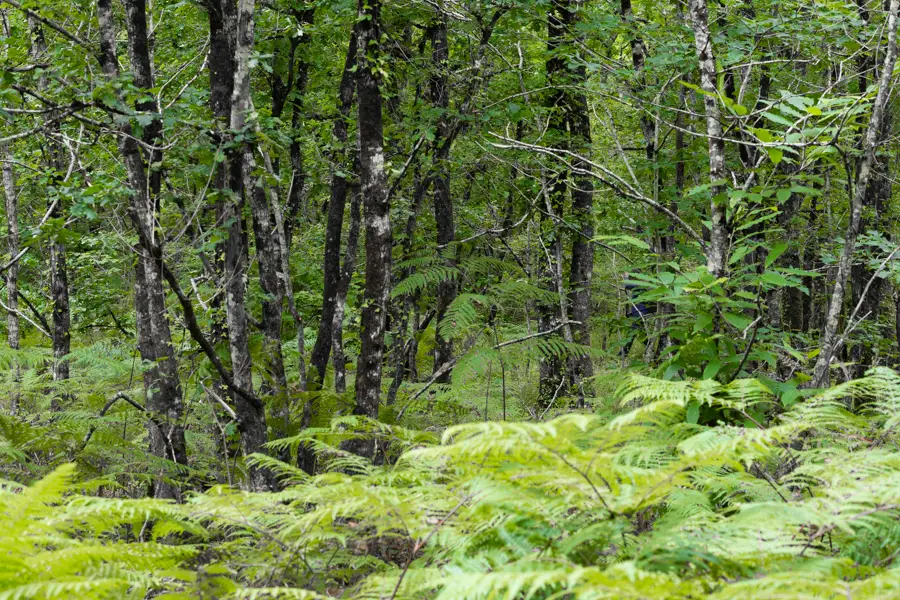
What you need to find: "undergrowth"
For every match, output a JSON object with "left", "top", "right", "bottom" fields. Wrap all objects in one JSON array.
[{"left": 4, "top": 369, "right": 900, "bottom": 598}]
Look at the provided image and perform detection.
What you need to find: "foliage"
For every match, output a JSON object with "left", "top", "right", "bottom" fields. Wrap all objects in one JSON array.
[{"left": 3, "top": 370, "right": 900, "bottom": 598}]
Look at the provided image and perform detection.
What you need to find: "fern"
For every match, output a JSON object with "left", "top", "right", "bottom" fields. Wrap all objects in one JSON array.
[{"left": 6, "top": 370, "right": 900, "bottom": 598}]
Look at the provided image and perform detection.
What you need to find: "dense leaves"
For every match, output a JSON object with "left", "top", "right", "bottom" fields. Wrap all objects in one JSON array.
[{"left": 2, "top": 0, "right": 900, "bottom": 596}]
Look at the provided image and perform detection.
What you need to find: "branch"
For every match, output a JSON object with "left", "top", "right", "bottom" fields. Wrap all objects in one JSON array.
[
  {"left": 80, "top": 392, "right": 146, "bottom": 451},
  {"left": 157, "top": 257, "right": 264, "bottom": 412},
  {"left": 386, "top": 135, "right": 426, "bottom": 202},
  {"left": 1, "top": 0, "right": 89, "bottom": 48},
  {"left": 399, "top": 320, "right": 582, "bottom": 417},
  {"left": 129, "top": 222, "right": 264, "bottom": 412},
  {"left": 18, "top": 289, "right": 51, "bottom": 333},
  {"left": 489, "top": 133, "right": 707, "bottom": 249}
]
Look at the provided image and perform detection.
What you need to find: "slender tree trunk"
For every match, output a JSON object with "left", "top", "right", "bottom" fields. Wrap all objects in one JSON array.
[
  {"left": 100, "top": 0, "right": 188, "bottom": 500},
  {"left": 203, "top": 0, "right": 236, "bottom": 449},
  {"left": 850, "top": 50, "right": 893, "bottom": 380},
  {"left": 284, "top": 9, "right": 313, "bottom": 248},
  {"left": 333, "top": 181, "right": 362, "bottom": 395},
  {"left": 812, "top": 0, "right": 900, "bottom": 387},
  {"left": 1, "top": 144, "right": 19, "bottom": 414},
  {"left": 227, "top": 0, "right": 280, "bottom": 490},
  {"left": 387, "top": 167, "right": 428, "bottom": 403},
  {"left": 28, "top": 16, "right": 70, "bottom": 405},
  {"left": 687, "top": 0, "right": 728, "bottom": 278},
  {"left": 310, "top": 27, "right": 358, "bottom": 386},
  {"left": 205, "top": 0, "right": 273, "bottom": 484},
  {"left": 537, "top": 0, "right": 571, "bottom": 404},
  {"left": 227, "top": 0, "right": 285, "bottom": 399},
  {"left": 353, "top": 0, "right": 391, "bottom": 446},
  {"left": 245, "top": 158, "right": 287, "bottom": 396},
  {"left": 563, "top": 0, "right": 594, "bottom": 393},
  {"left": 431, "top": 18, "right": 457, "bottom": 383},
  {"left": 620, "top": 0, "right": 655, "bottom": 163}
]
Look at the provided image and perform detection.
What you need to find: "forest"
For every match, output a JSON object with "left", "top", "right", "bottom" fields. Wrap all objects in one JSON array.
[{"left": 4, "top": 0, "right": 900, "bottom": 597}]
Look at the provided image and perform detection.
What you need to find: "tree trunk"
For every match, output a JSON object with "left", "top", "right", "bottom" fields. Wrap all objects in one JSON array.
[
  {"left": 227, "top": 0, "right": 286, "bottom": 399},
  {"left": 227, "top": 0, "right": 280, "bottom": 490},
  {"left": 205, "top": 0, "right": 271, "bottom": 488},
  {"left": 100, "top": 0, "right": 188, "bottom": 500},
  {"left": 850, "top": 112, "right": 892, "bottom": 379},
  {"left": 285, "top": 8, "right": 313, "bottom": 248},
  {"left": 28, "top": 16, "right": 70, "bottom": 405},
  {"left": 431, "top": 18, "right": 457, "bottom": 383},
  {"left": 353, "top": 0, "right": 391, "bottom": 447},
  {"left": 203, "top": 0, "right": 236, "bottom": 447},
  {"left": 563, "top": 0, "right": 594, "bottom": 392},
  {"left": 333, "top": 180, "right": 362, "bottom": 395},
  {"left": 687, "top": 0, "right": 728, "bottom": 278},
  {"left": 537, "top": 0, "right": 571, "bottom": 404},
  {"left": 1, "top": 144, "right": 19, "bottom": 414},
  {"left": 309, "top": 27, "right": 358, "bottom": 386},
  {"left": 812, "top": 0, "right": 900, "bottom": 387}
]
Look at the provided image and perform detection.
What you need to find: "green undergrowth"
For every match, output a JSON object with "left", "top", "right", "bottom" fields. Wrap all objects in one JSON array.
[{"left": 5, "top": 369, "right": 900, "bottom": 598}]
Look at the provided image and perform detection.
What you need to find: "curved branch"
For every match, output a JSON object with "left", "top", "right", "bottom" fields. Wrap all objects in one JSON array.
[{"left": 489, "top": 133, "right": 707, "bottom": 249}]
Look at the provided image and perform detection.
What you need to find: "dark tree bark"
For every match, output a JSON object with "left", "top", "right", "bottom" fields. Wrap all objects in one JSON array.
[
  {"left": 430, "top": 18, "right": 457, "bottom": 383},
  {"left": 28, "top": 16, "right": 70, "bottom": 404},
  {"left": 333, "top": 181, "right": 362, "bottom": 395},
  {"left": 284, "top": 8, "right": 315, "bottom": 248},
  {"left": 387, "top": 169, "right": 428, "bottom": 404},
  {"left": 353, "top": 0, "right": 391, "bottom": 443},
  {"left": 620, "top": 0, "right": 655, "bottom": 163},
  {"left": 202, "top": 0, "right": 236, "bottom": 439},
  {"left": 538, "top": 0, "right": 594, "bottom": 402},
  {"left": 309, "top": 27, "right": 358, "bottom": 387},
  {"left": 99, "top": 0, "right": 187, "bottom": 500},
  {"left": 537, "top": 0, "right": 571, "bottom": 403},
  {"left": 565, "top": 18, "right": 595, "bottom": 394}
]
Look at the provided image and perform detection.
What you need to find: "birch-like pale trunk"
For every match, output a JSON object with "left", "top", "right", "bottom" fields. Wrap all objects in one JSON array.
[
  {"left": 228, "top": 0, "right": 280, "bottom": 491},
  {"left": 812, "top": 0, "right": 900, "bottom": 387},
  {"left": 1, "top": 144, "right": 19, "bottom": 414},
  {"left": 687, "top": 0, "right": 728, "bottom": 278}
]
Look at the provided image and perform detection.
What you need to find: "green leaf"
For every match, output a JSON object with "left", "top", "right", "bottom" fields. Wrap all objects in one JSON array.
[
  {"left": 765, "top": 243, "right": 789, "bottom": 268},
  {"left": 724, "top": 312, "right": 753, "bottom": 331},
  {"left": 686, "top": 400, "right": 700, "bottom": 424},
  {"left": 594, "top": 235, "right": 651, "bottom": 250},
  {"left": 766, "top": 147, "right": 784, "bottom": 165},
  {"left": 694, "top": 312, "right": 714, "bottom": 333},
  {"left": 702, "top": 358, "right": 721, "bottom": 380},
  {"left": 761, "top": 271, "right": 791, "bottom": 287},
  {"left": 776, "top": 189, "right": 792, "bottom": 203}
]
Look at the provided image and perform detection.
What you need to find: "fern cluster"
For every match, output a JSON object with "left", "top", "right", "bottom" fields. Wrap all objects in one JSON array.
[{"left": 6, "top": 369, "right": 900, "bottom": 597}]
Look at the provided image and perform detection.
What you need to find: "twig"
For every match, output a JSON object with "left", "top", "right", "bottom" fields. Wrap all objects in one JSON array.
[
  {"left": 0, "top": 0, "right": 89, "bottom": 48},
  {"left": 388, "top": 494, "right": 472, "bottom": 600},
  {"left": 80, "top": 392, "right": 146, "bottom": 451},
  {"left": 200, "top": 382, "right": 238, "bottom": 420},
  {"left": 397, "top": 320, "right": 581, "bottom": 419}
]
